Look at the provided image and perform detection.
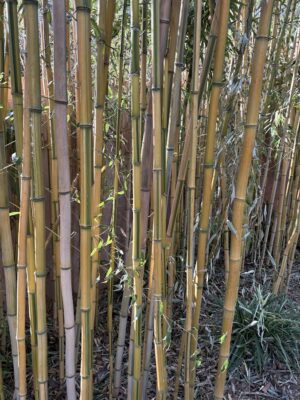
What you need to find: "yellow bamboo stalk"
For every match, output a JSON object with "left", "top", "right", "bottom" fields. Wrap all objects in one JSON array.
[
  {"left": 75, "top": 1, "right": 92, "bottom": 398},
  {"left": 214, "top": 2, "right": 274, "bottom": 398},
  {"left": 24, "top": 0, "right": 48, "bottom": 397}
]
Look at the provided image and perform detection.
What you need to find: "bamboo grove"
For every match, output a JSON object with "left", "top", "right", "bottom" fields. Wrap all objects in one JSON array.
[{"left": 0, "top": 0, "right": 299, "bottom": 399}]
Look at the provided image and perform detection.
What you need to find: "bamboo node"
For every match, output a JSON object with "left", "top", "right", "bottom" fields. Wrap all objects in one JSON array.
[
  {"left": 23, "top": 0, "right": 38, "bottom": 4},
  {"left": 35, "top": 272, "right": 47, "bottom": 278},
  {"left": 31, "top": 195, "right": 45, "bottom": 202},
  {"left": 37, "top": 379, "right": 48, "bottom": 384},
  {"left": 29, "top": 106, "right": 42, "bottom": 113},
  {"left": 36, "top": 329, "right": 47, "bottom": 336},
  {"left": 80, "top": 223, "right": 92, "bottom": 229},
  {"left": 60, "top": 266, "right": 72, "bottom": 271},
  {"left": 212, "top": 80, "right": 225, "bottom": 87},
  {"left": 79, "top": 123, "right": 93, "bottom": 129},
  {"left": 76, "top": 5, "right": 91, "bottom": 13},
  {"left": 20, "top": 175, "right": 31, "bottom": 180},
  {"left": 175, "top": 62, "right": 185, "bottom": 69},
  {"left": 160, "top": 18, "right": 170, "bottom": 25},
  {"left": 198, "top": 228, "right": 209, "bottom": 233},
  {"left": 4, "top": 263, "right": 16, "bottom": 269},
  {"left": 55, "top": 99, "right": 68, "bottom": 105},
  {"left": 224, "top": 307, "right": 235, "bottom": 313},
  {"left": 255, "top": 35, "right": 271, "bottom": 41},
  {"left": 65, "top": 374, "right": 76, "bottom": 379},
  {"left": 95, "top": 104, "right": 104, "bottom": 109},
  {"left": 244, "top": 123, "right": 257, "bottom": 128},
  {"left": 58, "top": 190, "right": 71, "bottom": 196}
]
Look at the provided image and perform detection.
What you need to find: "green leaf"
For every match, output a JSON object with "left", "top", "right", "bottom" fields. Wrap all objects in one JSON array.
[
  {"left": 219, "top": 332, "right": 227, "bottom": 344},
  {"left": 105, "top": 266, "right": 113, "bottom": 280},
  {"left": 221, "top": 359, "right": 229, "bottom": 372},
  {"left": 9, "top": 211, "right": 20, "bottom": 217}
]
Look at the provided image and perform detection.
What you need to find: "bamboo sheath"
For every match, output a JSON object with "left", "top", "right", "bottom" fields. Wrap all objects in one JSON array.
[{"left": 214, "top": 2, "right": 274, "bottom": 398}]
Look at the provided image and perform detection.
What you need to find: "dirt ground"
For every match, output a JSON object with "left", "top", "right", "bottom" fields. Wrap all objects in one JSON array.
[{"left": 2, "top": 257, "right": 299, "bottom": 399}]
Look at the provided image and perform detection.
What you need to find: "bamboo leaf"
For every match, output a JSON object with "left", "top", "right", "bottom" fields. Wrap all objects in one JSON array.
[{"left": 227, "top": 219, "right": 237, "bottom": 236}]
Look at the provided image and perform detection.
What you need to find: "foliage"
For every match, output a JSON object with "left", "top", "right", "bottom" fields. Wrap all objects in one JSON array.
[{"left": 230, "top": 287, "right": 300, "bottom": 374}]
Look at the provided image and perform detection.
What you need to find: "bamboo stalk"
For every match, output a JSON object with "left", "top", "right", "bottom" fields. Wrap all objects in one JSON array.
[
  {"left": 165, "top": 0, "right": 189, "bottom": 197},
  {"left": 24, "top": 0, "right": 48, "bottom": 397},
  {"left": 0, "top": 3, "right": 18, "bottom": 396},
  {"left": 41, "top": 1, "right": 64, "bottom": 379},
  {"left": 184, "top": 1, "right": 202, "bottom": 398},
  {"left": 6, "top": 0, "right": 23, "bottom": 165},
  {"left": 151, "top": 1, "right": 167, "bottom": 398},
  {"left": 107, "top": 1, "right": 127, "bottom": 397},
  {"left": 273, "top": 187, "right": 300, "bottom": 294},
  {"left": 75, "top": 1, "right": 92, "bottom": 398},
  {"left": 130, "top": 0, "right": 142, "bottom": 398},
  {"left": 214, "top": 2, "right": 274, "bottom": 398},
  {"left": 53, "top": 1, "right": 76, "bottom": 398}
]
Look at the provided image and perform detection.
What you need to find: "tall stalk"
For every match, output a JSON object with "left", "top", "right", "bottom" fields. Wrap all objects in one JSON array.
[
  {"left": 184, "top": 1, "right": 201, "bottom": 398},
  {"left": 75, "top": 1, "right": 92, "bottom": 398},
  {"left": 0, "top": 2, "right": 18, "bottom": 396},
  {"left": 107, "top": 1, "right": 127, "bottom": 397},
  {"left": 165, "top": 0, "right": 189, "bottom": 196},
  {"left": 188, "top": 4, "right": 230, "bottom": 390},
  {"left": 151, "top": 1, "right": 167, "bottom": 398},
  {"left": 41, "top": 1, "right": 64, "bottom": 380},
  {"left": 24, "top": 0, "right": 48, "bottom": 398},
  {"left": 6, "top": 0, "right": 23, "bottom": 163},
  {"left": 214, "top": 2, "right": 274, "bottom": 398},
  {"left": 53, "top": 1, "right": 76, "bottom": 398},
  {"left": 129, "top": 0, "right": 142, "bottom": 398}
]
